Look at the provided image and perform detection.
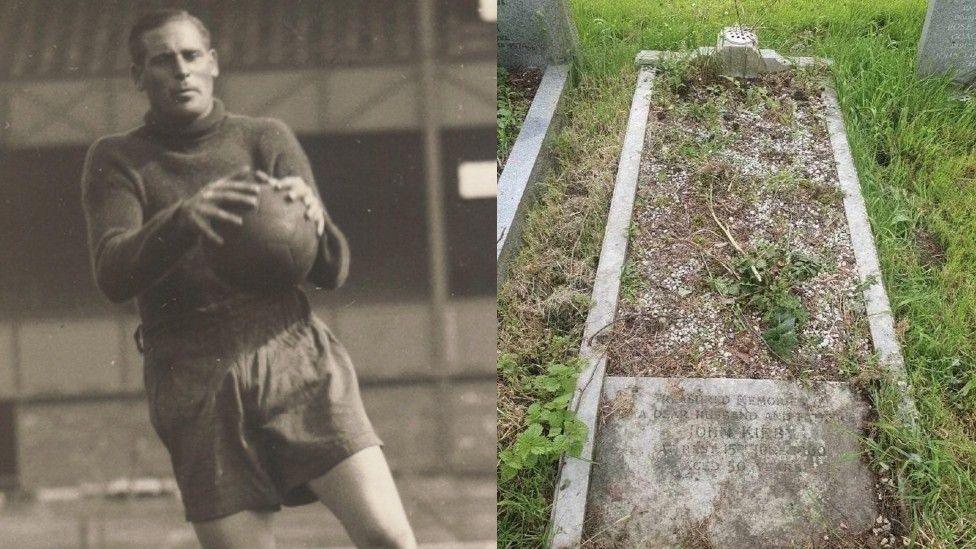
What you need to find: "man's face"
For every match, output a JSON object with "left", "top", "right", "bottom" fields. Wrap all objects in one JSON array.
[{"left": 132, "top": 20, "right": 218, "bottom": 123}]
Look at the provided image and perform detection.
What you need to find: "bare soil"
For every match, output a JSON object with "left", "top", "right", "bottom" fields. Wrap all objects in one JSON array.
[
  {"left": 497, "top": 67, "right": 544, "bottom": 171},
  {"left": 507, "top": 67, "right": 543, "bottom": 98}
]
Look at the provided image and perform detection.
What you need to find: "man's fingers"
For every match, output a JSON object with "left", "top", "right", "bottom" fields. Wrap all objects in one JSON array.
[
  {"left": 272, "top": 176, "right": 308, "bottom": 196},
  {"left": 189, "top": 213, "right": 224, "bottom": 245},
  {"left": 256, "top": 171, "right": 286, "bottom": 190},
  {"left": 304, "top": 203, "right": 320, "bottom": 220},
  {"left": 305, "top": 210, "right": 325, "bottom": 235},
  {"left": 199, "top": 204, "right": 244, "bottom": 225},
  {"left": 305, "top": 205, "right": 325, "bottom": 236},
  {"left": 254, "top": 170, "right": 275, "bottom": 186},
  {"left": 209, "top": 181, "right": 261, "bottom": 194},
  {"left": 277, "top": 179, "right": 300, "bottom": 194},
  {"left": 256, "top": 171, "right": 298, "bottom": 191},
  {"left": 287, "top": 186, "right": 312, "bottom": 201},
  {"left": 205, "top": 190, "right": 260, "bottom": 208}
]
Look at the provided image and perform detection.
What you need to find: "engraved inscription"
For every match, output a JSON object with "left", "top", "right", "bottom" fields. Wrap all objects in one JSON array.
[
  {"left": 647, "top": 390, "right": 847, "bottom": 481},
  {"left": 919, "top": 0, "right": 976, "bottom": 76},
  {"left": 588, "top": 378, "right": 878, "bottom": 547},
  {"left": 929, "top": 6, "right": 976, "bottom": 65}
]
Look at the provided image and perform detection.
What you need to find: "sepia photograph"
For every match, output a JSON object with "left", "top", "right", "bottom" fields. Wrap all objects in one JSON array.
[{"left": 0, "top": 1, "right": 496, "bottom": 547}]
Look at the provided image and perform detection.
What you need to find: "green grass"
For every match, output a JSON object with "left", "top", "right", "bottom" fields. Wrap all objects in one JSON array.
[{"left": 498, "top": 0, "right": 976, "bottom": 547}]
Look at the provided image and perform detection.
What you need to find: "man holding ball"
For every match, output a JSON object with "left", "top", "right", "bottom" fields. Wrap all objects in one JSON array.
[{"left": 81, "top": 9, "right": 415, "bottom": 548}]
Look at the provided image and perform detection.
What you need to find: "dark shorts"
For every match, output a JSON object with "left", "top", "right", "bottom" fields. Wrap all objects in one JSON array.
[{"left": 140, "top": 290, "right": 382, "bottom": 523}]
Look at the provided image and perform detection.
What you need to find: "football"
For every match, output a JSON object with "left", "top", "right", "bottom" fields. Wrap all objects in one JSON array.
[{"left": 205, "top": 181, "right": 318, "bottom": 292}]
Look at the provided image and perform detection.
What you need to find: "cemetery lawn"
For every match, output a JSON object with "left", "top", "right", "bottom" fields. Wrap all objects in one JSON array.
[{"left": 497, "top": 1, "right": 976, "bottom": 547}]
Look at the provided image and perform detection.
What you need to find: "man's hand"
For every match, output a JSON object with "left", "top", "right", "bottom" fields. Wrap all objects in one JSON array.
[
  {"left": 180, "top": 166, "right": 260, "bottom": 245},
  {"left": 255, "top": 170, "right": 326, "bottom": 236}
]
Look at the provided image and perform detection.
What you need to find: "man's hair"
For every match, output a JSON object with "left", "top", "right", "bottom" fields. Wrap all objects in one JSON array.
[{"left": 128, "top": 9, "right": 212, "bottom": 66}]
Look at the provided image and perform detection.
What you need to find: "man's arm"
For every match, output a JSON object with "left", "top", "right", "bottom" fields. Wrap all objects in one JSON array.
[
  {"left": 81, "top": 141, "right": 260, "bottom": 303},
  {"left": 81, "top": 140, "right": 200, "bottom": 303},
  {"left": 263, "top": 120, "right": 351, "bottom": 290}
]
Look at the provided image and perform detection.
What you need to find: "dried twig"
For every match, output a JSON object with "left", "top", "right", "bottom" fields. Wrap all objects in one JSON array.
[
  {"left": 682, "top": 237, "right": 738, "bottom": 279},
  {"left": 706, "top": 182, "right": 762, "bottom": 283}
]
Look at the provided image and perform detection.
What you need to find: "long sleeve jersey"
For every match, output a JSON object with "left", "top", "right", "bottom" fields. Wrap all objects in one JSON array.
[{"left": 81, "top": 99, "right": 349, "bottom": 330}]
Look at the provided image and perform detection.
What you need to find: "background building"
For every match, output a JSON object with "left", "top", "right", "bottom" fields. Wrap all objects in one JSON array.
[{"left": 0, "top": 0, "right": 495, "bottom": 545}]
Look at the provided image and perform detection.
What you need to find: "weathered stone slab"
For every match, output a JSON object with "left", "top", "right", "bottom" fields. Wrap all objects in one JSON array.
[
  {"left": 917, "top": 0, "right": 976, "bottom": 87},
  {"left": 586, "top": 377, "right": 877, "bottom": 547},
  {"left": 498, "top": 0, "right": 578, "bottom": 70}
]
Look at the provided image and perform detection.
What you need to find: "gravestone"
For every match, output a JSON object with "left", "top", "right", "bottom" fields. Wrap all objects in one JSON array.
[
  {"left": 498, "top": 0, "right": 578, "bottom": 69},
  {"left": 917, "top": 0, "right": 976, "bottom": 87},
  {"left": 586, "top": 377, "right": 877, "bottom": 547}
]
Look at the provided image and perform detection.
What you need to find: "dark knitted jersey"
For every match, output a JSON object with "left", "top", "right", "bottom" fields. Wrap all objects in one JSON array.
[{"left": 81, "top": 99, "right": 349, "bottom": 329}]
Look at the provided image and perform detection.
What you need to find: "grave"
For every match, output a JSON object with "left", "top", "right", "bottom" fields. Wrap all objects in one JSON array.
[
  {"left": 497, "top": 0, "right": 575, "bottom": 284},
  {"left": 548, "top": 33, "right": 913, "bottom": 548},
  {"left": 917, "top": 0, "right": 976, "bottom": 87}
]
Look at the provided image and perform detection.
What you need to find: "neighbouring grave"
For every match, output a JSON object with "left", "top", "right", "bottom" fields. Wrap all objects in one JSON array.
[
  {"left": 549, "top": 34, "right": 912, "bottom": 548},
  {"left": 917, "top": 0, "right": 976, "bottom": 87},
  {"left": 498, "top": 0, "right": 578, "bottom": 70},
  {"left": 496, "top": 64, "right": 572, "bottom": 286},
  {"left": 497, "top": 0, "right": 576, "bottom": 285}
]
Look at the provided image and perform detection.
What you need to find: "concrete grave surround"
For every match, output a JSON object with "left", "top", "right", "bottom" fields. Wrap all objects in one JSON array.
[
  {"left": 587, "top": 377, "right": 876, "bottom": 547},
  {"left": 635, "top": 47, "right": 795, "bottom": 74},
  {"left": 498, "top": 0, "right": 578, "bottom": 70},
  {"left": 917, "top": 0, "right": 976, "bottom": 87},
  {"left": 548, "top": 51, "right": 917, "bottom": 548}
]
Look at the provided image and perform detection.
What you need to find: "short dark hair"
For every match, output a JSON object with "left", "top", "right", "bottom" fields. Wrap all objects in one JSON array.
[{"left": 128, "top": 9, "right": 212, "bottom": 66}]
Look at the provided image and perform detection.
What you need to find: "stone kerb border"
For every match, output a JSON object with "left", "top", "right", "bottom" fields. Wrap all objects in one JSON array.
[
  {"left": 635, "top": 47, "right": 825, "bottom": 71},
  {"left": 548, "top": 67, "right": 656, "bottom": 548},
  {"left": 497, "top": 64, "right": 571, "bottom": 287},
  {"left": 547, "top": 51, "right": 917, "bottom": 548},
  {"left": 822, "top": 87, "right": 918, "bottom": 427}
]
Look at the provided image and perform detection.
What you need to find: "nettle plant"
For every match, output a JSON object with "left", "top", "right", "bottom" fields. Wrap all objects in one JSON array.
[
  {"left": 498, "top": 354, "right": 587, "bottom": 481},
  {"left": 710, "top": 241, "right": 823, "bottom": 359}
]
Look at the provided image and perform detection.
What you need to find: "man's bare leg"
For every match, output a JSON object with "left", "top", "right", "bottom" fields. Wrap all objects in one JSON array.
[
  {"left": 308, "top": 446, "right": 417, "bottom": 549},
  {"left": 192, "top": 509, "right": 276, "bottom": 549}
]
